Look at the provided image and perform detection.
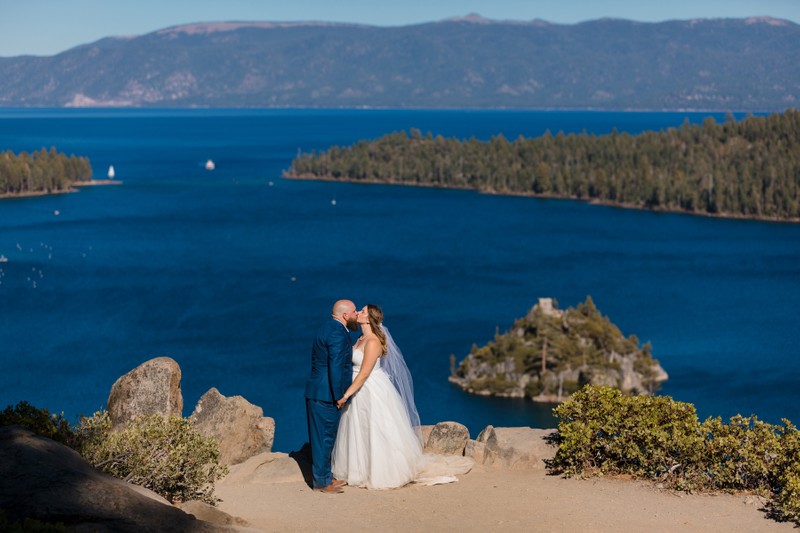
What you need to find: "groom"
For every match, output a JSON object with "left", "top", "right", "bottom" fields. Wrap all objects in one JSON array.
[{"left": 305, "top": 299, "right": 357, "bottom": 493}]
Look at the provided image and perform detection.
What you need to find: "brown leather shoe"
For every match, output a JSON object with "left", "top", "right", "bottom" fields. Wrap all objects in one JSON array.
[
  {"left": 317, "top": 483, "right": 344, "bottom": 494},
  {"left": 332, "top": 478, "right": 347, "bottom": 488}
]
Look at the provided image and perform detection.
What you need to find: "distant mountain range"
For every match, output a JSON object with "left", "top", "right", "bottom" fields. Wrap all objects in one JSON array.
[{"left": 1, "top": 15, "right": 798, "bottom": 110}]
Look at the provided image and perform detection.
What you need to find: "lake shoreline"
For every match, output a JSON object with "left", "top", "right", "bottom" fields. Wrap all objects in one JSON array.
[
  {"left": 283, "top": 173, "right": 800, "bottom": 224},
  {"left": 0, "top": 179, "right": 122, "bottom": 200}
]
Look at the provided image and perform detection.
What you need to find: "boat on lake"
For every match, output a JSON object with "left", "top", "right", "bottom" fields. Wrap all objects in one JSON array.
[
  {"left": 205, "top": 159, "right": 215, "bottom": 171},
  {"left": 107, "top": 165, "right": 115, "bottom": 179}
]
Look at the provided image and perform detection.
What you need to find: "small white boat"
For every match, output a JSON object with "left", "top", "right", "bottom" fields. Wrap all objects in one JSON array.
[
  {"left": 205, "top": 159, "right": 215, "bottom": 171},
  {"left": 0, "top": 255, "right": 7, "bottom": 263},
  {"left": 107, "top": 165, "right": 115, "bottom": 179},
  {"left": 331, "top": 198, "right": 337, "bottom": 206}
]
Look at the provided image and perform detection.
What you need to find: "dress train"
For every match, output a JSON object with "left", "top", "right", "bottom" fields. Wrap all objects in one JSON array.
[{"left": 332, "top": 348, "right": 472, "bottom": 489}]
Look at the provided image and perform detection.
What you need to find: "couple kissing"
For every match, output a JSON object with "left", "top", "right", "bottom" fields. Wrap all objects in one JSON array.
[{"left": 304, "top": 299, "right": 472, "bottom": 493}]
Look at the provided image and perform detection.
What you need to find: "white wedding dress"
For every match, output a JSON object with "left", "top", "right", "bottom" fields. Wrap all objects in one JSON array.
[{"left": 331, "top": 346, "right": 473, "bottom": 489}]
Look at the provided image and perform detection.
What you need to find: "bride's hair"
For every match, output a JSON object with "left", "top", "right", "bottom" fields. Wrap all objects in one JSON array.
[{"left": 366, "top": 304, "right": 388, "bottom": 356}]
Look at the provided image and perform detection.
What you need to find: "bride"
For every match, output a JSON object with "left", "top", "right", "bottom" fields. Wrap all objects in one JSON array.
[{"left": 331, "top": 304, "right": 471, "bottom": 489}]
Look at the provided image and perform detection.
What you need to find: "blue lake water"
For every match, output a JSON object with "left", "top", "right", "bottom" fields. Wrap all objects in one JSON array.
[{"left": 1, "top": 109, "right": 797, "bottom": 452}]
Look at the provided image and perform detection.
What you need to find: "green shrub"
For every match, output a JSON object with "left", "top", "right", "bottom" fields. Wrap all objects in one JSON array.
[
  {"left": 525, "top": 380, "right": 543, "bottom": 397},
  {"left": 0, "top": 401, "right": 76, "bottom": 447},
  {"left": 549, "top": 385, "right": 800, "bottom": 525},
  {"left": 76, "top": 411, "right": 227, "bottom": 504},
  {"left": 698, "top": 415, "right": 782, "bottom": 494},
  {"left": 775, "top": 421, "right": 800, "bottom": 522},
  {"left": 549, "top": 385, "right": 705, "bottom": 480}
]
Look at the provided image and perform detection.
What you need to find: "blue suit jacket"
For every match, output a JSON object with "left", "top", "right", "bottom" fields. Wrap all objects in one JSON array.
[{"left": 304, "top": 318, "right": 353, "bottom": 402}]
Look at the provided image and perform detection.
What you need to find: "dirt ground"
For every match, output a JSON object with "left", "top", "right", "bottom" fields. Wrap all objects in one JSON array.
[{"left": 214, "top": 455, "right": 795, "bottom": 532}]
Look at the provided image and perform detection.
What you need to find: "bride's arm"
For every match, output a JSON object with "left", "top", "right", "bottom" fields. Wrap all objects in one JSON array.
[{"left": 336, "top": 338, "right": 381, "bottom": 408}]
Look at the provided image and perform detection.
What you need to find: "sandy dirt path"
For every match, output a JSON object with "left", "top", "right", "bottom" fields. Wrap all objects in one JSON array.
[{"left": 215, "top": 459, "right": 794, "bottom": 532}]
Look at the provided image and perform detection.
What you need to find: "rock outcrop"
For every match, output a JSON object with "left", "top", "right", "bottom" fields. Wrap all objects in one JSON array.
[
  {"left": 191, "top": 387, "right": 275, "bottom": 466},
  {"left": 466, "top": 426, "right": 557, "bottom": 469},
  {"left": 179, "top": 500, "right": 254, "bottom": 529},
  {"left": 107, "top": 356, "right": 183, "bottom": 427},
  {"left": 0, "top": 425, "right": 254, "bottom": 532},
  {"left": 425, "top": 421, "right": 470, "bottom": 455},
  {"left": 219, "top": 451, "right": 308, "bottom": 486}
]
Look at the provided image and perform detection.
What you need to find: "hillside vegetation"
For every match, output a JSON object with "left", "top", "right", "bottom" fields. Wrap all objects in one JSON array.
[{"left": 1, "top": 17, "right": 797, "bottom": 109}]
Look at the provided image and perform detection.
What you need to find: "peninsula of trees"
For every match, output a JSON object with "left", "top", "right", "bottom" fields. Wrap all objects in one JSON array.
[
  {"left": 287, "top": 110, "right": 800, "bottom": 221},
  {"left": 448, "top": 297, "right": 668, "bottom": 402},
  {"left": 0, "top": 148, "right": 93, "bottom": 198}
]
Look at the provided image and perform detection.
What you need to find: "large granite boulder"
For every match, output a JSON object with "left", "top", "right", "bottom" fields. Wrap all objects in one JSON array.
[
  {"left": 219, "top": 451, "right": 306, "bottom": 485},
  {"left": 474, "top": 426, "right": 557, "bottom": 469},
  {"left": 191, "top": 388, "right": 275, "bottom": 466},
  {"left": 107, "top": 356, "right": 183, "bottom": 428},
  {"left": 425, "top": 421, "right": 470, "bottom": 455},
  {"left": 180, "top": 500, "right": 254, "bottom": 528},
  {"left": 464, "top": 438, "right": 489, "bottom": 464},
  {"left": 0, "top": 425, "right": 255, "bottom": 532}
]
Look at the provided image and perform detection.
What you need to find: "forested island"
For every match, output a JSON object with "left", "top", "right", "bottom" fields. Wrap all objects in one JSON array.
[
  {"left": 287, "top": 110, "right": 800, "bottom": 221},
  {"left": 449, "top": 297, "right": 668, "bottom": 402},
  {"left": 0, "top": 148, "right": 93, "bottom": 198}
]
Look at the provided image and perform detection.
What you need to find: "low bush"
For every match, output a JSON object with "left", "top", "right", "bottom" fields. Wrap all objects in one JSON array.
[
  {"left": 775, "top": 421, "right": 800, "bottom": 522},
  {"left": 2, "top": 402, "right": 227, "bottom": 506},
  {"left": 0, "top": 401, "right": 76, "bottom": 447},
  {"left": 698, "top": 414, "right": 782, "bottom": 494},
  {"left": 76, "top": 411, "right": 227, "bottom": 504},
  {"left": 548, "top": 385, "right": 800, "bottom": 524},
  {"left": 549, "top": 385, "right": 705, "bottom": 480}
]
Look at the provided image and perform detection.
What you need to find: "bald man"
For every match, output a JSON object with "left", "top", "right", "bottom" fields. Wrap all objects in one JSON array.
[{"left": 304, "top": 299, "right": 357, "bottom": 493}]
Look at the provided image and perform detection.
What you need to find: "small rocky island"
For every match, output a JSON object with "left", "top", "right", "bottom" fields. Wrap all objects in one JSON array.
[{"left": 449, "top": 297, "right": 668, "bottom": 402}]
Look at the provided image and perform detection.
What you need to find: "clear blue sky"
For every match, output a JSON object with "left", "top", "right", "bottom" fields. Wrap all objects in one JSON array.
[{"left": 1, "top": 0, "right": 798, "bottom": 57}]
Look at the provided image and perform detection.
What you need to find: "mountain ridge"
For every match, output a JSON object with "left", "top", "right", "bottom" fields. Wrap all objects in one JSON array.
[{"left": 1, "top": 16, "right": 797, "bottom": 110}]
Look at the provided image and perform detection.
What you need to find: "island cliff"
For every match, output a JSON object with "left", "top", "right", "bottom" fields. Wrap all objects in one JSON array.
[{"left": 449, "top": 297, "right": 668, "bottom": 401}]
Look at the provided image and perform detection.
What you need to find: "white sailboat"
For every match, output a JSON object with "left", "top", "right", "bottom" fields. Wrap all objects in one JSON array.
[
  {"left": 107, "top": 165, "right": 115, "bottom": 179},
  {"left": 205, "top": 159, "right": 215, "bottom": 171}
]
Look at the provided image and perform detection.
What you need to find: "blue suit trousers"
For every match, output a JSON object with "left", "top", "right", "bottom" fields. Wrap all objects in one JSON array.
[{"left": 306, "top": 397, "right": 341, "bottom": 489}]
